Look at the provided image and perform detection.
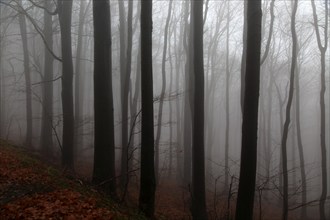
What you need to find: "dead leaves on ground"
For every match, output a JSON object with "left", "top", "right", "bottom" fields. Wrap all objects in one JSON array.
[
  {"left": 0, "top": 142, "right": 117, "bottom": 219},
  {"left": 1, "top": 189, "right": 115, "bottom": 219}
]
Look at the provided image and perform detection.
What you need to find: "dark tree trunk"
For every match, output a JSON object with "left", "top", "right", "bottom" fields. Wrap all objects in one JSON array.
[
  {"left": 235, "top": 0, "right": 262, "bottom": 219},
  {"left": 92, "top": 0, "right": 117, "bottom": 197},
  {"left": 280, "top": 0, "right": 298, "bottom": 219},
  {"left": 311, "top": 1, "right": 328, "bottom": 219},
  {"left": 18, "top": 6, "right": 32, "bottom": 148},
  {"left": 139, "top": 0, "right": 156, "bottom": 217},
  {"left": 40, "top": 0, "right": 54, "bottom": 156},
  {"left": 191, "top": 0, "right": 207, "bottom": 219},
  {"left": 58, "top": 0, "right": 74, "bottom": 170},
  {"left": 155, "top": 0, "right": 173, "bottom": 181}
]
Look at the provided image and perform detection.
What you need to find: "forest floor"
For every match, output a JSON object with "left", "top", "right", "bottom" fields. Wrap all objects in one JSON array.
[
  {"left": 0, "top": 139, "right": 304, "bottom": 220},
  {"left": 0, "top": 139, "right": 145, "bottom": 219}
]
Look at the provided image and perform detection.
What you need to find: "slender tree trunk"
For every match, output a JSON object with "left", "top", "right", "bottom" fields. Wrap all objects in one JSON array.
[
  {"left": 191, "top": 0, "right": 207, "bottom": 219},
  {"left": 235, "top": 0, "right": 262, "bottom": 219},
  {"left": 240, "top": 0, "right": 247, "bottom": 112},
  {"left": 311, "top": 1, "right": 328, "bottom": 219},
  {"left": 294, "top": 62, "right": 307, "bottom": 219},
  {"left": 183, "top": 0, "right": 192, "bottom": 186},
  {"left": 155, "top": 0, "right": 173, "bottom": 181},
  {"left": 58, "top": 0, "right": 74, "bottom": 170},
  {"left": 18, "top": 6, "right": 32, "bottom": 148},
  {"left": 168, "top": 30, "right": 174, "bottom": 178},
  {"left": 92, "top": 0, "right": 117, "bottom": 197},
  {"left": 280, "top": 1, "right": 298, "bottom": 219},
  {"left": 74, "top": 0, "right": 86, "bottom": 160},
  {"left": 40, "top": 0, "right": 54, "bottom": 156},
  {"left": 118, "top": 0, "right": 129, "bottom": 189},
  {"left": 224, "top": 2, "right": 230, "bottom": 189},
  {"left": 139, "top": 0, "right": 156, "bottom": 216}
]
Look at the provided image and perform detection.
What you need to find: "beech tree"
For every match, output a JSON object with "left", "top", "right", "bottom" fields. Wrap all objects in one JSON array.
[
  {"left": 311, "top": 0, "right": 328, "bottom": 219},
  {"left": 58, "top": 0, "right": 74, "bottom": 170},
  {"left": 191, "top": 0, "right": 207, "bottom": 219},
  {"left": 139, "top": 0, "right": 156, "bottom": 217},
  {"left": 235, "top": 0, "right": 262, "bottom": 219},
  {"left": 92, "top": 0, "right": 117, "bottom": 197}
]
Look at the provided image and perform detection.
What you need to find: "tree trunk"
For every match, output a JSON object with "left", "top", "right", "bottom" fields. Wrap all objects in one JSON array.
[
  {"left": 18, "top": 6, "right": 32, "bottom": 148},
  {"left": 280, "top": 0, "right": 298, "bottom": 219},
  {"left": 40, "top": 0, "right": 54, "bottom": 156},
  {"left": 235, "top": 0, "right": 262, "bottom": 219},
  {"left": 311, "top": 1, "right": 328, "bottom": 219},
  {"left": 191, "top": 0, "right": 207, "bottom": 219},
  {"left": 92, "top": 0, "right": 117, "bottom": 197},
  {"left": 58, "top": 0, "right": 74, "bottom": 170},
  {"left": 118, "top": 0, "right": 128, "bottom": 189},
  {"left": 139, "top": 0, "right": 156, "bottom": 217},
  {"left": 74, "top": 0, "right": 87, "bottom": 161},
  {"left": 155, "top": 0, "right": 173, "bottom": 181},
  {"left": 224, "top": 1, "right": 230, "bottom": 189},
  {"left": 183, "top": 0, "right": 192, "bottom": 186},
  {"left": 294, "top": 61, "right": 307, "bottom": 219}
]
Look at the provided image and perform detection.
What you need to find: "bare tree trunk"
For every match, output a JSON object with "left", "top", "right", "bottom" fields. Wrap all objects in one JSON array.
[
  {"left": 311, "top": 1, "right": 328, "bottom": 219},
  {"left": 74, "top": 0, "right": 87, "bottom": 161},
  {"left": 118, "top": 0, "right": 128, "bottom": 189},
  {"left": 280, "top": 1, "right": 298, "bottom": 219},
  {"left": 224, "top": 1, "right": 230, "bottom": 189},
  {"left": 58, "top": 0, "right": 74, "bottom": 170},
  {"left": 155, "top": 0, "right": 173, "bottom": 181},
  {"left": 191, "top": 0, "right": 208, "bottom": 219},
  {"left": 18, "top": 5, "right": 32, "bottom": 148},
  {"left": 235, "top": 0, "right": 262, "bottom": 219},
  {"left": 183, "top": 0, "right": 192, "bottom": 186},
  {"left": 139, "top": 0, "right": 156, "bottom": 216},
  {"left": 92, "top": 0, "right": 117, "bottom": 197},
  {"left": 294, "top": 62, "right": 307, "bottom": 219},
  {"left": 40, "top": 0, "right": 54, "bottom": 156}
]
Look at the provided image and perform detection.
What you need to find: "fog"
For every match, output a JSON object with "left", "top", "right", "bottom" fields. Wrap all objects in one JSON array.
[{"left": 0, "top": 0, "right": 329, "bottom": 219}]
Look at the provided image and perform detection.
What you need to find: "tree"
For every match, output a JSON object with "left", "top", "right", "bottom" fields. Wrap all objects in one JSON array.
[
  {"left": 118, "top": 0, "right": 128, "bottom": 189},
  {"left": 139, "top": 0, "right": 156, "bottom": 217},
  {"left": 92, "top": 0, "right": 117, "bottom": 197},
  {"left": 191, "top": 0, "right": 207, "bottom": 219},
  {"left": 58, "top": 0, "right": 74, "bottom": 170},
  {"left": 280, "top": 0, "right": 298, "bottom": 219},
  {"left": 40, "top": 0, "right": 54, "bottom": 156},
  {"left": 155, "top": 0, "right": 173, "bottom": 180},
  {"left": 311, "top": 0, "right": 328, "bottom": 219},
  {"left": 18, "top": 0, "right": 32, "bottom": 148},
  {"left": 235, "top": 0, "right": 262, "bottom": 219}
]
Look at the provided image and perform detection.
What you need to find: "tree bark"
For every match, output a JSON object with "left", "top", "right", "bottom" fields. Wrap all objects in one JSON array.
[
  {"left": 311, "top": 1, "right": 328, "bottom": 219},
  {"left": 280, "top": 0, "right": 298, "bottom": 219},
  {"left": 139, "top": 0, "right": 156, "bottom": 217},
  {"left": 191, "top": 0, "right": 208, "bottom": 219},
  {"left": 92, "top": 0, "right": 117, "bottom": 197},
  {"left": 235, "top": 0, "right": 262, "bottom": 219},
  {"left": 58, "top": 0, "right": 74, "bottom": 170}
]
